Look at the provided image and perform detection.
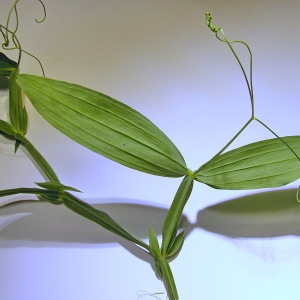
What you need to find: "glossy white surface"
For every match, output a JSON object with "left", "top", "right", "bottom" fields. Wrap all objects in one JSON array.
[{"left": 1, "top": 0, "right": 300, "bottom": 299}]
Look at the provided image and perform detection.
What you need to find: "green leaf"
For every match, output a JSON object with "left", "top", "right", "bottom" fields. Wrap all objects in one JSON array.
[
  {"left": 148, "top": 226, "right": 160, "bottom": 257},
  {"left": 166, "top": 231, "right": 184, "bottom": 258},
  {"left": 0, "top": 52, "right": 18, "bottom": 76},
  {"left": 16, "top": 74, "right": 187, "bottom": 177},
  {"left": 9, "top": 69, "right": 28, "bottom": 141},
  {"left": 0, "top": 187, "right": 148, "bottom": 251},
  {"left": 9, "top": 68, "right": 28, "bottom": 152},
  {"left": 195, "top": 136, "right": 300, "bottom": 190},
  {"left": 0, "top": 75, "right": 9, "bottom": 89},
  {"left": 35, "top": 182, "right": 81, "bottom": 193},
  {"left": 0, "top": 119, "right": 16, "bottom": 136},
  {"left": 35, "top": 181, "right": 82, "bottom": 205}
]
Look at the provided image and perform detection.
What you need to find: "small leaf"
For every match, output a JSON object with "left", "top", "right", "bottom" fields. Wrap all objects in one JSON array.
[
  {"left": 166, "top": 231, "right": 184, "bottom": 258},
  {"left": 36, "top": 182, "right": 81, "bottom": 205},
  {"left": 38, "top": 194, "right": 63, "bottom": 205},
  {"left": 0, "top": 119, "right": 16, "bottom": 136},
  {"left": 35, "top": 182, "right": 81, "bottom": 193},
  {"left": 17, "top": 74, "right": 187, "bottom": 177},
  {"left": 9, "top": 69, "right": 28, "bottom": 152},
  {"left": 9, "top": 69, "right": 28, "bottom": 132},
  {"left": 195, "top": 136, "right": 300, "bottom": 190},
  {"left": 148, "top": 226, "right": 160, "bottom": 257}
]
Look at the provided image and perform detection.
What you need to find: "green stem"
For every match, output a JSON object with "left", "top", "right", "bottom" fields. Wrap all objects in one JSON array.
[
  {"left": 0, "top": 186, "right": 150, "bottom": 251},
  {"left": 207, "top": 14, "right": 298, "bottom": 167},
  {"left": 162, "top": 175, "right": 194, "bottom": 254},
  {"left": 203, "top": 16, "right": 257, "bottom": 168},
  {"left": 62, "top": 192, "right": 150, "bottom": 251},
  {"left": 158, "top": 256, "right": 178, "bottom": 300},
  {"left": 16, "top": 132, "right": 60, "bottom": 182},
  {"left": 0, "top": 119, "right": 59, "bottom": 182},
  {"left": 0, "top": 187, "right": 61, "bottom": 198},
  {"left": 217, "top": 29, "right": 255, "bottom": 117},
  {"left": 195, "top": 117, "right": 252, "bottom": 173},
  {"left": 254, "top": 117, "right": 300, "bottom": 162},
  {"left": 1, "top": 0, "right": 45, "bottom": 74}
]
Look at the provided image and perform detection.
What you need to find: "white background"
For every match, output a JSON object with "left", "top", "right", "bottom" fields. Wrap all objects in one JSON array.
[{"left": 1, "top": 0, "right": 300, "bottom": 299}]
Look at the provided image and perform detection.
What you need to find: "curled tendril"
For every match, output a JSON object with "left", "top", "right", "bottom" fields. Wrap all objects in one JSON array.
[
  {"left": 205, "top": 12, "right": 220, "bottom": 33},
  {"left": 202, "top": 12, "right": 300, "bottom": 170},
  {"left": 35, "top": 0, "right": 47, "bottom": 23},
  {"left": 0, "top": 0, "right": 46, "bottom": 76},
  {"left": 3, "top": 0, "right": 19, "bottom": 49}
]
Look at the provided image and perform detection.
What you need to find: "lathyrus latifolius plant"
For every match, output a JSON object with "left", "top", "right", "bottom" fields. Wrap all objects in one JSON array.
[{"left": 1, "top": 2, "right": 300, "bottom": 299}]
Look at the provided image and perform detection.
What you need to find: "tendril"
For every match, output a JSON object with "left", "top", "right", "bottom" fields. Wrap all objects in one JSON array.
[
  {"left": 1, "top": 0, "right": 46, "bottom": 76},
  {"left": 206, "top": 12, "right": 254, "bottom": 116},
  {"left": 204, "top": 12, "right": 300, "bottom": 165},
  {"left": 205, "top": 12, "right": 220, "bottom": 33},
  {"left": 5, "top": 0, "right": 19, "bottom": 48},
  {"left": 35, "top": 0, "right": 47, "bottom": 23}
]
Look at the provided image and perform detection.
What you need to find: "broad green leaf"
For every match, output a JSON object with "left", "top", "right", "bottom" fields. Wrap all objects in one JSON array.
[
  {"left": 195, "top": 136, "right": 300, "bottom": 190},
  {"left": 17, "top": 74, "right": 187, "bottom": 177}
]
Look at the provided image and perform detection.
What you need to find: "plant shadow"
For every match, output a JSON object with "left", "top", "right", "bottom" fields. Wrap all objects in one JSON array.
[
  {"left": 1, "top": 188, "right": 300, "bottom": 264},
  {"left": 0, "top": 197, "right": 188, "bottom": 246},
  {"left": 0, "top": 197, "right": 188, "bottom": 266},
  {"left": 188, "top": 188, "right": 300, "bottom": 238}
]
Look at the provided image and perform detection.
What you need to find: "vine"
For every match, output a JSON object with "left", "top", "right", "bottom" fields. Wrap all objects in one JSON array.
[
  {"left": 201, "top": 12, "right": 300, "bottom": 164},
  {"left": 0, "top": 0, "right": 46, "bottom": 75}
]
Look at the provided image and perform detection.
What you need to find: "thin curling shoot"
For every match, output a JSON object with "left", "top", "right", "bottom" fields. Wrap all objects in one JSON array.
[
  {"left": 35, "top": 0, "right": 47, "bottom": 23},
  {"left": 0, "top": 0, "right": 46, "bottom": 75}
]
